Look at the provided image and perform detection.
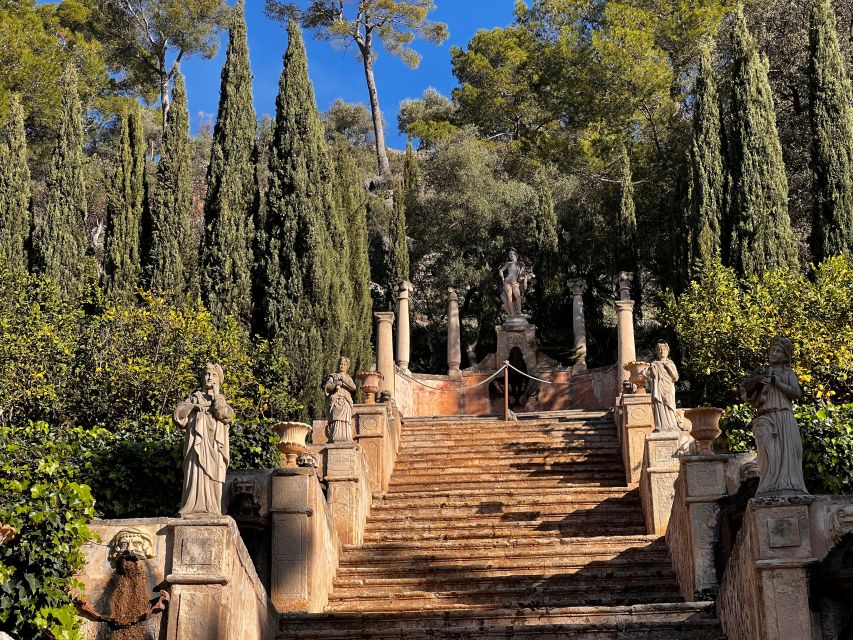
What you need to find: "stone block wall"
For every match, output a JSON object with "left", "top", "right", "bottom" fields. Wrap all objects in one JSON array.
[{"left": 717, "top": 506, "right": 763, "bottom": 640}]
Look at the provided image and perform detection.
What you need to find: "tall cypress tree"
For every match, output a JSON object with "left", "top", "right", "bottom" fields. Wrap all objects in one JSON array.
[
  {"left": 616, "top": 145, "right": 638, "bottom": 273},
  {"left": 103, "top": 105, "right": 145, "bottom": 295},
  {"left": 386, "top": 182, "right": 410, "bottom": 307},
  {"left": 147, "top": 67, "right": 193, "bottom": 296},
  {"left": 335, "top": 149, "right": 372, "bottom": 375},
  {"left": 403, "top": 139, "right": 420, "bottom": 213},
  {"left": 200, "top": 0, "right": 256, "bottom": 327},
  {"left": 689, "top": 42, "right": 725, "bottom": 270},
  {"left": 259, "top": 21, "right": 336, "bottom": 420},
  {"left": 809, "top": 0, "right": 853, "bottom": 262},
  {"left": 0, "top": 95, "right": 31, "bottom": 271},
  {"left": 31, "top": 65, "right": 88, "bottom": 297},
  {"left": 728, "top": 10, "right": 797, "bottom": 276}
]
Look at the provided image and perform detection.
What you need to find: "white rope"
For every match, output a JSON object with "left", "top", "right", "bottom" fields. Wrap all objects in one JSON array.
[
  {"left": 395, "top": 364, "right": 508, "bottom": 393},
  {"left": 504, "top": 361, "right": 572, "bottom": 386}
]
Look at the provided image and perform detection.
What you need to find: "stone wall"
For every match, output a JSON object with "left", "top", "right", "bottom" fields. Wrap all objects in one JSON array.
[
  {"left": 717, "top": 508, "right": 763, "bottom": 640},
  {"left": 665, "top": 472, "right": 694, "bottom": 601},
  {"left": 77, "top": 517, "right": 274, "bottom": 640}
]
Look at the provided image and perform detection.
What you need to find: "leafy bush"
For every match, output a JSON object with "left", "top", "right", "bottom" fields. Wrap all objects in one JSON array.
[
  {"left": 665, "top": 257, "right": 853, "bottom": 406},
  {"left": 0, "top": 423, "right": 96, "bottom": 640}
]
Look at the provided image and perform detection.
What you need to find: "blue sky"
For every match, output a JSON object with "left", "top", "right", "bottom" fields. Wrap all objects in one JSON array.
[{"left": 181, "top": 1, "right": 518, "bottom": 149}]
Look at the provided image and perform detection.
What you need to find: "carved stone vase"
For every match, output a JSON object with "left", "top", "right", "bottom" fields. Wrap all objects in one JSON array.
[
  {"left": 357, "top": 370, "right": 383, "bottom": 404},
  {"left": 684, "top": 407, "right": 724, "bottom": 454},
  {"left": 0, "top": 524, "right": 16, "bottom": 546},
  {"left": 275, "top": 422, "right": 313, "bottom": 468},
  {"left": 624, "top": 361, "right": 650, "bottom": 393}
]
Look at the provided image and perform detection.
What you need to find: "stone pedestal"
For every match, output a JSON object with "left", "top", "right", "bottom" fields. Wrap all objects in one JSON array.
[
  {"left": 446, "top": 288, "right": 462, "bottom": 377},
  {"left": 641, "top": 431, "right": 682, "bottom": 535},
  {"left": 396, "top": 281, "right": 413, "bottom": 374},
  {"left": 324, "top": 443, "right": 370, "bottom": 546},
  {"left": 620, "top": 393, "right": 655, "bottom": 484},
  {"left": 568, "top": 278, "right": 587, "bottom": 370},
  {"left": 353, "top": 403, "right": 392, "bottom": 493},
  {"left": 165, "top": 519, "right": 230, "bottom": 640},
  {"left": 682, "top": 454, "right": 728, "bottom": 599},
  {"left": 374, "top": 312, "right": 395, "bottom": 398},
  {"left": 495, "top": 322, "right": 538, "bottom": 373}
]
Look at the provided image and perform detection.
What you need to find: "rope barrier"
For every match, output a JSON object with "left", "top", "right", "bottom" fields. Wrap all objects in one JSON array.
[{"left": 394, "top": 364, "right": 508, "bottom": 392}]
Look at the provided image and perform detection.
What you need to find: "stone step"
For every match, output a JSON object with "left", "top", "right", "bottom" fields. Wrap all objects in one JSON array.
[
  {"left": 325, "top": 583, "right": 685, "bottom": 612},
  {"left": 369, "top": 495, "right": 640, "bottom": 517},
  {"left": 393, "top": 460, "right": 626, "bottom": 476},
  {"left": 278, "top": 602, "right": 718, "bottom": 639},
  {"left": 373, "top": 485, "right": 636, "bottom": 502},
  {"left": 333, "top": 561, "right": 677, "bottom": 586},
  {"left": 400, "top": 428, "right": 617, "bottom": 441},
  {"left": 401, "top": 422, "right": 615, "bottom": 435},
  {"left": 396, "top": 448, "right": 622, "bottom": 463},
  {"left": 400, "top": 437, "right": 621, "bottom": 451},
  {"left": 388, "top": 472, "right": 628, "bottom": 490},
  {"left": 387, "top": 480, "right": 629, "bottom": 494},
  {"left": 362, "top": 523, "right": 649, "bottom": 543},
  {"left": 365, "top": 504, "right": 645, "bottom": 527}
]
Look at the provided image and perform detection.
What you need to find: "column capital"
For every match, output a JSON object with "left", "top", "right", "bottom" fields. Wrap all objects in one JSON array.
[
  {"left": 373, "top": 311, "right": 395, "bottom": 325},
  {"left": 567, "top": 277, "right": 586, "bottom": 297},
  {"left": 615, "top": 271, "right": 634, "bottom": 300},
  {"left": 397, "top": 280, "right": 414, "bottom": 294},
  {"left": 446, "top": 287, "right": 459, "bottom": 301}
]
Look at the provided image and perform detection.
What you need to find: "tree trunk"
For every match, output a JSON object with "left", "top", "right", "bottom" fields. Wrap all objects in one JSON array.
[
  {"left": 160, "top": 67, "right": 171, "bottom": 138},
  {"left": 362, "top": 55, "right": 391, "bottom": 177}
]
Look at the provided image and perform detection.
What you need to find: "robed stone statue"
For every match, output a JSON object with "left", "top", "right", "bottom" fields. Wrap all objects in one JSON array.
[
  {"left": 648, "top": 343, "right": 681, "bottom": 432},
  {"left": 175, "top": 362, "right": 234, "bottom": 517},
  {"left": 325, "top": 356, "right": 357, "bottom": 443}
]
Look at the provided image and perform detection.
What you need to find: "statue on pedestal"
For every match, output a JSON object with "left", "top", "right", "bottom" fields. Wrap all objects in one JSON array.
[
  {"left": 498, "top": 249, "right": 532, "bottom": 318},
  {"left": 325, "top": 356, "right": 357, "bottom": 443},
  {"left": 174, "top": 363, "right": 234, "bottom": 517},
  {"left": 740, "top": 337, "right": 809, "bottom": 497},
  {"left": 648, "top": 343, "right": 681, "bottom": 432}
]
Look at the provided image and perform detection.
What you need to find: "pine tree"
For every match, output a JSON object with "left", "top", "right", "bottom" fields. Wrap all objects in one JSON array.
[
  {"left": 336, "top": 149, "right": 373, "bottom": 376},
  {"left": 809, "top": 0, "right": 853, "bottom": 262},
  {"left": 258, "top": 21, "right": 336, "bottom": 420},
  {"left": 728, "top": 10, "right": 797, "bottom": 276},
  {"left": 103, "top": 105, "right": 145, "bottom": 295},
  {"left": 31, "top": 65, "right": 88, "bottom": 297},
  {"left": 616, "top": 145, "right": 638, "bottom": 273},
  {"left": 200, "top": 0, "right": 257, "bottom": 327},
  {"left": 147, "top": 67, "right": 193, "bottom": 296},
  {"left": 386, "top": 182, "right": 410, "bottom": 307},
  {"left": 689, "top": 42, "right": 725, "bottom": 270},
  {"left": 0, "top": 95, "right": 31, "bottom": 271}
]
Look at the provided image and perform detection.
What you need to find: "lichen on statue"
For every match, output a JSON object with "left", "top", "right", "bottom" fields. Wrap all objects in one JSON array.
[{"left": 174, "top": 362, "right": 234, "bottom": 517}]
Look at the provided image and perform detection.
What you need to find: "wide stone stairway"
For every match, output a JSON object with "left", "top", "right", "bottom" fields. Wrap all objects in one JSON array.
[{"left": 278, "top": 411, "right": 725, "bottom": 639}]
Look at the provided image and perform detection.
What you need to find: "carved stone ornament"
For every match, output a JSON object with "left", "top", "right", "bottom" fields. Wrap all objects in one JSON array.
[
  {"left": 0, "top": 524, "right": 16, "bottom": 546},
  {"left": 108, "top": 528, "right": 155, "bottom": 562},
  {"left": 829, "top": 507, "right": 853, "bottom": 546},
  {"left": 228, "top": 475, "right": 262, "bottom": 517}
]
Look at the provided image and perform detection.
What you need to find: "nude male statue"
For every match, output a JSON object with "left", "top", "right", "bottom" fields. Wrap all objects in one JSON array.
[{"left": 498, "top": 249, "right": 527, "bottom": 317}]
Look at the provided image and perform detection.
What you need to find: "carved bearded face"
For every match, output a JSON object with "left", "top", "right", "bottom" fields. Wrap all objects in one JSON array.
[{"left": 109, "top": 530, "right": 154, "bottom": 562}]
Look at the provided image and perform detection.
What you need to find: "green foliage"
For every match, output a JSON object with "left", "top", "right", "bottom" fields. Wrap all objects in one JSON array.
[
  {"left": 200, "top": 1, "right": 256, "bottom": 329},
  {"left": 147, "top": 68, "right": 194, "bottom": 296},
  {"left": 385, "top": 181, "right": 410, "bottom": 304},
  {"left": 665, "top": 257, "right": 853, "bottom": 407},
  {"left": 103, "top": 104, "right": 145, "bottom": 295},
  {"left": 617, "top": 146, "right": 638, "bottom": 273},
  {"left": 689, "top": 42, "right": 724, "bottom": 271},
  {"left": 398, "top": 87, "right": 457, "bottom": 149},
  {"left": 31, "top": 65, "right": 89, "bottom": 299},
  {"left": 0, "top": 96, "right": 31, "bottom": 272},
  {"left": 0, "top": 422, "right": 96, "bottom": 640},
  {"left": 809, "top": 0, "right": 853, "bottom": 263},
  {"left": 727, "top": 9, "right": 797, "bottom": 276},
  {"left": 324, "top": 99, "right": 375, "bottom": 147},
  {"left": 258, "top": 21, "right": 335, "bottom": 420}
]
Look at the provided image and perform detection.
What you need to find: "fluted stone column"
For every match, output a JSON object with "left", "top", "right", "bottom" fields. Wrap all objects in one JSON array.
[
  {"left": 446, "top": 287, "right": 462, "bottom": 378},
  {"left": 374, "top": 312, "right": 395, "bottom": 398},
  {"left": 396, "top": 280, "right": 413, "bottom": 374},
  {"left": 568, "top": 277, "right": 587, "bottom": 370},
  {"left": 615, "top": 272, "right": 636, "bottom": 387}
]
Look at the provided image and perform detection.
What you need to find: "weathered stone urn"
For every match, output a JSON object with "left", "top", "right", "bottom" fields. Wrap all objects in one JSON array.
[
  {"left": 275, "top": 421, "right": 313, "bottom": 468},
  {"left": 357, "top": 370, "right": 383, "bottom": 404},
  {"left": 0, "top": 524, "right": 16, "bottom": 546},
  {"left": 624, "top": 361, "right": 650, "bottom": 393},
  {"left": 684, "top": 407, "right": 723, "bottom": 454}
]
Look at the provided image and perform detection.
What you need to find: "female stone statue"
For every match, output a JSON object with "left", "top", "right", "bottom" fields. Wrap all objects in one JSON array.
[
  {"left": 325, "top": 356, "right": 357, "bottom": 443},
  {"left": 174, "top": 363, "right": 234, "bottom": 517},
  {"left": 648, "top": 343, "right": 681, "bottom": 432},
  {"left": 740, "top": 337, "right": 809, "bottom": 497}
]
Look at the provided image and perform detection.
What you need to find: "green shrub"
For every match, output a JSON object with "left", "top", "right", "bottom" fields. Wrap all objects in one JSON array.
[{"left": 0, "top": 422, "right": 96, "bottom": 640}]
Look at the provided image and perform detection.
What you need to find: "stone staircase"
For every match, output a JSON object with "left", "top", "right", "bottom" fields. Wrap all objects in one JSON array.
[{"left": 278, "top": 411, "right": 724, "bottom": 639}]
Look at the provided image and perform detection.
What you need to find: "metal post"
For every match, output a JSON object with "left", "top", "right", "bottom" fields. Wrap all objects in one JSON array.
[{"left": 503, "top": 362, "right": 509, "bottom": 421}]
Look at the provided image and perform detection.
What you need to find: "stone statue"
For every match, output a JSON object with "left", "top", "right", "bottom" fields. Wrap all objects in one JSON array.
[
  {"left": 174, "top": 363, "right": 234, "bottom": 517},
  {"left": 739, "top": 337, "right": 809, "bottom": 497},
  {"left": 498, "top": 249, "right": 532, "bottom": 317},
  {"left": 648, "top": 343, "right": 681, "bottom": 432},
  {"left": 325, "top": 356, "right": 357, "bottom": 443}
]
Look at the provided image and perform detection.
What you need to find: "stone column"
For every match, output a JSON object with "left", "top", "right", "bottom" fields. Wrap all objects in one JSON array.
[
  {"left": 165, "top": 518, "right": 230, "bottom": 639},
  {"left": 446, "top": 287, "right": 462, "bottom": 378},
  {"left": 615, "top": 272, "right": 636, "bottom": 388},
  {"left": 374, "top": 312, "right": 395, "bottom": 398},
  {"left": 396, "top": 280, "right": 413, "bottom": 374},
  {"left": 568, "top": 277, "right": 587, "bottom": 370}
]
